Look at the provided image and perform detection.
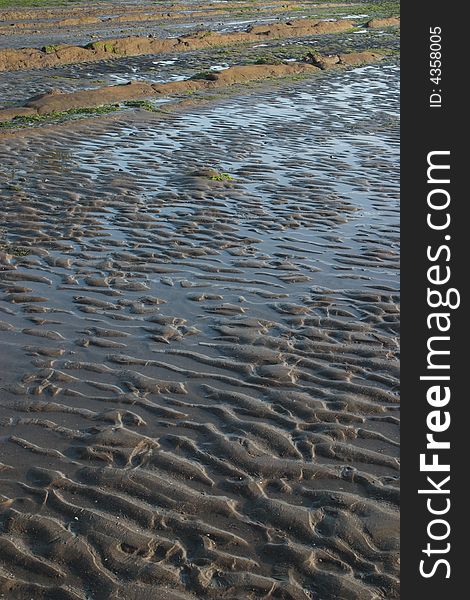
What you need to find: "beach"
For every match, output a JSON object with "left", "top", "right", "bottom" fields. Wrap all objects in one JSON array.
[{"left": 0, "top": 2, "right": 400, "bottom": 598}]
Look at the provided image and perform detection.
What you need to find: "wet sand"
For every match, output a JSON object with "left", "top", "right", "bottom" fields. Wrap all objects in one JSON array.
[
  {"left": 0, "top": 2, "right": 374, "bottom": 50},
  {"left": 0, "top": 2, "right": 399, "bottom": 599}
]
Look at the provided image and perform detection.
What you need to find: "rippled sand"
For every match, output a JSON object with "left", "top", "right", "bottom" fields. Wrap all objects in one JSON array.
[{"left": 0, "top": 64, "right": 399, "bottom": 599}]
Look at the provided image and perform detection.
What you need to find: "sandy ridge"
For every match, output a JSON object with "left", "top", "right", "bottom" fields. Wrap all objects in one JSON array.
[
  {"left": 0, "top": 2, "right": 308, "bottom": 30},
  {"left": 0, "top": 18, "right": 355, "bottom": 72}
]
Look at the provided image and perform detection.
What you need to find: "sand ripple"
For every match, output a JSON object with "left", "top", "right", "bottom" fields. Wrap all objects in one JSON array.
[{"left": 0, "top": 65, "right": 399, "bottom": 599}]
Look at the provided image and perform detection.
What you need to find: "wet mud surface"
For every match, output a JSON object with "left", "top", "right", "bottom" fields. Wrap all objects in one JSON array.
[{"left": 0, "top": 2, "right": 400, "bottom": 599}]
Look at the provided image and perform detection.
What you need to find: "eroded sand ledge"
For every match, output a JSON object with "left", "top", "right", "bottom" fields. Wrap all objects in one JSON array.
[
  {"left": 0, "top": 52, "right": 386, "bottom": 123},
  {"left": 0, "top": 0, "right": 400, "bottom": 595},
  {"left": 1, "top": 1, "right": 359, "bottom": 22},
  {"left": 0, "top": 18, "right": 355, "bottom": 72},
  {"left": 366, "top": 17, "right": 400, "bottom": 28},
  {"left": 0, "top": 2, "right": 332, "bottom": 34}
]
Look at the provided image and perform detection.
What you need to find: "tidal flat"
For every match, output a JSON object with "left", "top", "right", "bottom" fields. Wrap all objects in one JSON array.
[{"left": 0, "top": 1, "right": 400, "bottom": 598}]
